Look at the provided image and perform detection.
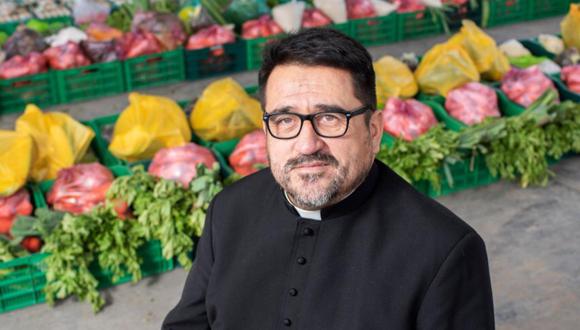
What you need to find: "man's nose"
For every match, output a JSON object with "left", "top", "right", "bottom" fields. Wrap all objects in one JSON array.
[{"left": 295, "top": 120, "right": 324, "bottom": 155}]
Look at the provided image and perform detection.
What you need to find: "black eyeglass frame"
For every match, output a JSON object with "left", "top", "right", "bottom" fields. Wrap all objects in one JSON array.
[{"left": 262, "top": 105, "right": 372, "bottom": 140}]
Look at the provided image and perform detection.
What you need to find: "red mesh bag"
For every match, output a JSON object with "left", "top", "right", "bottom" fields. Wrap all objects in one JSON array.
[
  {"left": 229, "top": 130, "right": 268, "bottom": 176},
  {"left": 0, "top": 189, "right": 33, "bottom": 235},
  {"left": 445, "top": 82, "right": 501, "bottom": 126},
  {"left": 382, "top": 97, "right": 438, "bottom": 141},
  {"left": 501, "top": 66, "right": 558, "bottom": 108},
  {"left": 148, "top": 143, "right": 217, "bottom": 187},
  {"left": 561, "top": 65, "right": 580, "bottom": 93}
]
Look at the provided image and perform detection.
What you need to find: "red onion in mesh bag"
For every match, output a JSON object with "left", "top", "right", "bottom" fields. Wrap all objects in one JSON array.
[
  {"left": 346, "top": 0, "right": 376, "bottom": 19},
  {"left": 186, "top": 25, "right": 236, "bottom": 50},
  {"left": 382, "top": 97, "right": 438, "bottom": 141},
  {"left": 501, "top": 66, "right": 558, "bottom": 108},
  {"left": 242, "top": 15, "right": 283, "bottom": 39},
  {"left": 148, "top": 143, "right": 217, "bottom": 188},
  {"left": 561, "top": 65, "right": 580, "bottom": 93},
  {"left": 0, "top": 189, "right": 33, "bottom": 234},
  {"left": 43, "top": 42, "right": 91, "bottom": 70},
  {"left": 229, "top": 130, "right": 268, "bottom": 176},
  {"left": 302, "top": 9, "right": 332, "bottom": 28},
  {"left": 0, "top": 52, "right": 47, "bottom": 79},
  {"left": 47, "top": 163, "right": 114, "bottom": 215},
  {"left": 445, "top": 82, "right": 501, "bottom": 126}
]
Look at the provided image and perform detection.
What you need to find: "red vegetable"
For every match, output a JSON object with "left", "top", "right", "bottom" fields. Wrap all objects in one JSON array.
[
  {"left": 0, "top": 189, "right": 33, "bottom": 234},
  {"left": 393, "top": 0, "right": 425, "bottom": 13},
  {"left": 501, "top": 66, "right": 559, "bottom": 108},
  {"left": 148, "top": 143, "right": 217, "bottom": 188},
  {"left": 242, "top": 15, "right": 283, "bottom": 39},
  {"left": 186, "top": 25, "right": 236, "bottom": 50},
  {"left": 302, "top": 9, "right": 332, "bottom": 28},
  {"left": 229, "top": 130, "right": 269, "bottom": 176},
  {"left": 21, "top": 236, "right": 42, "bottom": 253},
  {"left": 116, "top": 32, "right": 162, "bottom": 59},
  {"left": 382, "top": 98, "right": 438, "bottom": 141},
  {"left": 43, "top": 42, "right": 91, "bottom": 70},
  {"left": 0, "top": 52, "right": 47, "bottom": 79},
  {"left": 445, "top": 82, "right": 501, "bottom": 126},
  {"left": 561, "top": 65, "right": 580, "bottom": 93},
  {"left": 47, "top": 163, "right": 114, "bottom": 215},
  {"left": 346, "top": 0, "right": 376, "bottom": 19}
]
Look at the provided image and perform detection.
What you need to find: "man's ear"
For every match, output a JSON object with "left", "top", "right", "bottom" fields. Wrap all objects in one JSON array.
[{"left": 370, "top": 110, "right": 383, "bottom": 154}]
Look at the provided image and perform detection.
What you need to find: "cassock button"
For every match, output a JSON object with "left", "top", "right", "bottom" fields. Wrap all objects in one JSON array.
[
  {"left": 297, "top": 257, "right": 307, "bottom": 265},
  {"left": 302, "top": 227, "right": 314, "bottom": 236},
  {"left": 289, "top": 288, "right": 298, "bottom": 296},
  {"left": 283, "top": 318, "right": 292, "bottom": 326}
]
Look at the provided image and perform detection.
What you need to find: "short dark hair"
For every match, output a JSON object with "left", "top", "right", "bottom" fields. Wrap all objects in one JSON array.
[{"left": 258, "top": 28, "right": 376, "bottom": 112}]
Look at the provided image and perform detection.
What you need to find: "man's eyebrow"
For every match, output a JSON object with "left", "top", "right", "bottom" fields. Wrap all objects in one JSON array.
[
  {"left": 269, "top": 106, "right": 294, "bottom": 114},
  {"left": 315, "top": 104, "right": 348, "bottom": 112}
]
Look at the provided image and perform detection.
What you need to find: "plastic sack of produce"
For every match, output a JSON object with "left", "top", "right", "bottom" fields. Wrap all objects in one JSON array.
[
  {"left": 148, "top": 143, "right": 217, "bottom": 187},
  {"left": 229, "top": 130, "right": 269, "bottom": 176},
  {"left": 223, "top": 0, "right": 270, "bottom": 26},
  {"left": 393, "top": 0, "right": 425, "bottom": 13},
  {"left": 0, "top": 188, "right": 33, "bottom": 235},
  {"left": 346, "top": 0, "right": 376, "bottom": 19},
  {"left": 561, "top": 65, "right": 580, "bottom": 93},
  {"left": 186, "top": 25, "right": 235, "bottom": 50},
  {"left": 109, "top": 93, "right": 191, "bottom": 162},
  {"left": 273, "top": 1, "right": 305, "bottom": 33},
  {"left": 314, "top": 0, "right": 348, "bottom": 24},
  {"left": 445, "top": 82, "right": 500, "bottom": 126},
  {"left": 2, "top": 28, "right": 48, "bottom": 59},
  {"left": 302, "top": 8, "right": 333, "bottom": 28},
  {"left": 81, "top": 40, "right": 118, "bottom": 63},
  {"left": 73, "top": 0, "right": 110, "bottom": 25},
  {"left": 46, "top": 163, "right": 113, "bottom": 215},
  {"left": 501, "top": 66, "right": 558, "bottom": 108},
  {"left": 382, "top": 97, "right": 438, "bottom": 141},
  {"left": 0, "top": 131, "right": 33, "bottom": 197},
  {"left": 538, "top": 34, "right": 565, "bottom": 55},
  {"left": 0, "top": 52, "right": 47, "bottom": 79},
  {"left": 85, "top": 23, "right": 124, "bottom": 42},
  {"left": 191, "top": 78, "right": 262, "bottom": 142},
  {"left": 242, "top": 15, "right": 284, "bottom": 39},
  {"left": 15, "top": 105, "right": 95, "bottom": 182},
  {"left": 116, "top": 32, "right": 162, "bottom": 59},
  {"left": 132, "top": 12, "right": 186, "bottom": 51},
  {"left": 415, "top": 42, "right": 480, "bottom": 96},
  {"left": 483, "top": 47, "right": 511, "bottom": 82},
  {"left": 43, "top": 42, "right": 92, "bottom": 70},
  {"left": 178, "top": 4, "right": 216, "bottom": 34},
  {"left": 374, "top": 55, "right": 418, "bottom": 106},
  {"left": 561, "top": 4, "right": 580, "bottom": 51},
  {"left": 499, "top": 39, "right": 531, "bottom": 58},
  {"left": 448, "top": 20, "right": 502, "bottom": 74},
  {"left": 45, "top": 27, "right": 88, "bottom": 48}
]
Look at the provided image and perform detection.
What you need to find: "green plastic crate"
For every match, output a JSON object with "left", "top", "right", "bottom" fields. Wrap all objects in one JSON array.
[
  {"left": 123, "top": 48, "right": 185, "bottom": 91},
  {"left": 244, "top": 34, "right": 285, "bottom": 71},
  {"left": 85, "top": 114, "right": 123, "bottom": 167},
  {"left": 184, "top": 41, "right": 247, "bottom": 80},
  {"left": 551, "top": 75, "right": 579, "bottom": 102},
  {"left": 446, "top": 0, "right": 482, "bottom": 30},
  {"left": 0, "top": 21, "right": 22, "bottom": 35},
  {"left": 350, "top": 14, "right": 398, "bottom": 47},
  {"left": 528, "top": 0, "right": 569, "bottom": 19},
  {"left": 483, "top": 0, "right": 530, "bottom": 27},
  {"left": 0, "top": 72, "right": 59, "bottom": 114},
  {"left": 55, "top": 61, "right": 125, "bottom": 104},
  {"left": 328, "top": 22, "right": 352, "bottom": 37},
  {"left": 398, "top": 10, "right": 443, "bottom": 41},
  {"left": 0, "top": 253, "right": 48, "bottom": 313},
  {"left": 0, "top": 239, "right": 172, "bottom": 314},
  {"left": 428, "top": 154, "right": 499, "bottom": 197},
  {"left": 519, "top": 38, "right": 556, "bottom": 60}
]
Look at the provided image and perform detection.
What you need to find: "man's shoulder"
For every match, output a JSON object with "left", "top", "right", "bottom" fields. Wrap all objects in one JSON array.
[
  {"left": 374, "top": 161, "right": 478, "bottom": 244},
  {"left": 214, "top": 168, "right": 278, "bottom": 205}
]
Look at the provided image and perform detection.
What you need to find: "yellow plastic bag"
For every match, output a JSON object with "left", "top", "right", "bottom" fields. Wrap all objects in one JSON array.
[
  {"left": 374, "top": 55, "right": 418, "bottom": 106},
  {"left": 0, "top": 131, "right": 33, "bottom": 196},
  {"left": 448, "top": 20, "right": 510, "bottom": 81},
  {"left": 561, "top": 4, "right": 580, "bottom": 51},
  {"left": 191, "top": 78, "right": 262, "bottom": 142},
  {"left": 414, "top": 42, "right": 480, "bottom": 96},
  {"left": 15, "top": 105, "right": 95, "bottom": 182},
  {"left": 109, "top": 93, "right": 192, "bottom": 162}
]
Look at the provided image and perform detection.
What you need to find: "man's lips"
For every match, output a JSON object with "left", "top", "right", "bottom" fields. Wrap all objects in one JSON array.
[{"left": 292, "top": 162, "right": 329, "bottom": 169}]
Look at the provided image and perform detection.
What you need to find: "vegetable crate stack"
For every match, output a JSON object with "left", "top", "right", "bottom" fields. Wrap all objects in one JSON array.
[
  {"left": 483, "top": 0, "right": 530, "bottom": 27},
  {"left": 527, "top": 0, "right": 570, "bottom": 20}
]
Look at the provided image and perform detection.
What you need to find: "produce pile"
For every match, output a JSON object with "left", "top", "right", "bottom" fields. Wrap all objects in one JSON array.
[{"left": 1, "top": 2, "right": 580, "bottom": 316}]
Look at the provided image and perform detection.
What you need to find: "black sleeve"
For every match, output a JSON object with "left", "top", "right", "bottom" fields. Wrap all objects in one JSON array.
[
  {"left": 417, "top": 232, "right": 495, "bottom": 330},
  {"left": 161, "top": 199, "right": 216, "bottom": 330}
]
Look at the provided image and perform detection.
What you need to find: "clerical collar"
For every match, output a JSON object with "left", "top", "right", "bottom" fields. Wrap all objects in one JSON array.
[{"left": 281, "top": 161, "right": 379, "bottom": 221}]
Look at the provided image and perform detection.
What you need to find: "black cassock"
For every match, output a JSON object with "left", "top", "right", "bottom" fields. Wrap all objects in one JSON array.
[{"left": 162, "top": 161, "right": 495, "bottom": 330}]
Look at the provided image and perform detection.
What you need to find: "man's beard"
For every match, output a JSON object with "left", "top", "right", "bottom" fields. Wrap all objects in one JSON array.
[{"left": 271, "top": 151, "right": 348, "bottom": 210}]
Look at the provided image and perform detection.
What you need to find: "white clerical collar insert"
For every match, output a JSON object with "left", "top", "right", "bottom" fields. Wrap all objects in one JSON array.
[{"left": 284, "top": 191, "right": 322, "bottom": 221}]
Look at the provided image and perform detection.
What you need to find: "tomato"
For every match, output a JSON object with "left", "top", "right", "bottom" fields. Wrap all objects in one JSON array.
[{"left": 21, "top": 236, "right": 43, "bottom": 253}]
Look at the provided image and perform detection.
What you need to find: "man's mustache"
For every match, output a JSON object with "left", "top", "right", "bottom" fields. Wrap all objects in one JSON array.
[{"left": 285, "top": 152, "right": 339, "bottom": 171}]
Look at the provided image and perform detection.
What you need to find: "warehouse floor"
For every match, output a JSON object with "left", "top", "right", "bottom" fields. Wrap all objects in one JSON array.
[{"left": 2, "top": 16, "right": 580, "bottom": 330}]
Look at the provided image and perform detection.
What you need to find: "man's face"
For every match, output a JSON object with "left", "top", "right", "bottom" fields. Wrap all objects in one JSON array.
[{"left": 264, "top": 64, "right": 383, "bottom": 210}]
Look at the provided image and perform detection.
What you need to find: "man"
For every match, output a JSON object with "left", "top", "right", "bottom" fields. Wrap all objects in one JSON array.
[{"left": 163, "top": 28, "right": 494, "bottom": 329}]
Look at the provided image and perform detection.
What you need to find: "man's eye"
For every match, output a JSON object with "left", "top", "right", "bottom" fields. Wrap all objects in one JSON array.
[
  {"left": 319, "top": 113, "right": 341, "bottom": 123},
  {"left": 273, "top": 115, "right": 297, "bottom": 126}
]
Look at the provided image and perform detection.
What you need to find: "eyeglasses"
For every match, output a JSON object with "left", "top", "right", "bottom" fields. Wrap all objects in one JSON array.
[{"left": 263, "top": 105, "right": 371, "bottom": 139}]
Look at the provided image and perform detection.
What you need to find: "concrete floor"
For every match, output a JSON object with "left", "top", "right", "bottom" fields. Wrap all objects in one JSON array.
[{"left": 1, "top": 16, "right": 579, "bottom": 330}]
